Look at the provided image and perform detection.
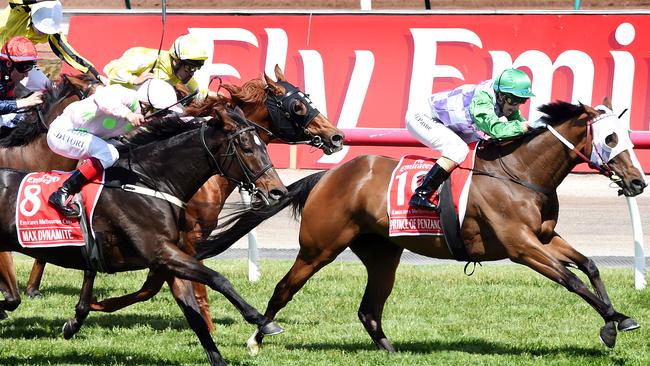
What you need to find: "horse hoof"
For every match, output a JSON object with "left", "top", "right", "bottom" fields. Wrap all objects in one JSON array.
[
  {"left": 377, "top": 338, "right": 396, "bottom": 353},
  {"left": 26, "top": 289, "right": 42, "bottom": 299},
  {"left": 260, "top": 321, "right": 284, "bottom": 336},
  {"left": 599, "top": 321, "right": 617, "bottom": 348},
  {"left": 618, "top": 318, "right": 640, "bottom": 332},
  {"left": 0, "top": 310, "right": 8, "bottom": 320},
  {"left": 62, "top": 320, "right": 76, "bottom": 340},
  {"left": 247, "top": 330, "right": 260, "bottom": 356}
]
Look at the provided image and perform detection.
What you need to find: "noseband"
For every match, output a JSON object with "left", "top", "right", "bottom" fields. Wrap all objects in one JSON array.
[{"left": 264, "top": 80, "right": 323, "bottom": 147}]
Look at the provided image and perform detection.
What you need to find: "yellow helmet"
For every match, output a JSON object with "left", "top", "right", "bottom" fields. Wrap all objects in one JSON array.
[{"left": 169, "top": 34, "right": 209, "bottom": 62}]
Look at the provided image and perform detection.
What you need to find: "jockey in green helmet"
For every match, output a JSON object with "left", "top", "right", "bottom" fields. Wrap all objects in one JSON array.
[{"left": 405, "top": 68, "right": 543, "bottom": 210}]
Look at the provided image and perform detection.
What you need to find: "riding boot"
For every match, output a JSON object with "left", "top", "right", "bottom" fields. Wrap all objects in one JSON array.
[
  {"left": 48, "top": 170, "right": 89, "bottom": 218},
  {"left": 409, "top": 164, "right": 451, "bottom": 210}
]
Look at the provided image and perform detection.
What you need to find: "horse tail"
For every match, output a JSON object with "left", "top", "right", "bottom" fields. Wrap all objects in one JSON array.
[{"left": 194, "top": 170, "right": 327, "bottom": 260}]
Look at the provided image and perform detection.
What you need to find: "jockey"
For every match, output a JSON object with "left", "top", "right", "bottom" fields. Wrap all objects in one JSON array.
[
  {"left": 104, "top": 33, "right": 212, "bottom": 101},
  {"left": 0, "top": 1, "right": 107, "bottom": 90},
  {"left": 47, "top": 78, "right": 178, "bottom": 218},
  {"left": 0, "top": 36, "right": 43, "bottom": 128},
  {"left": 405, "top": 68, "right": 542, "bottom": 210}
]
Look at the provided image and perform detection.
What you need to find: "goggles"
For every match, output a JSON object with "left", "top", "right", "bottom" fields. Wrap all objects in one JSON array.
[
  {"left": 180, "top": 60, "right": 204, "bottom": 73},
  {"left": 15, "top": 61, "right": 36, "bottom": 73},
  {"left": 503, "top": 93, "right": 527, "bottom": 106}
]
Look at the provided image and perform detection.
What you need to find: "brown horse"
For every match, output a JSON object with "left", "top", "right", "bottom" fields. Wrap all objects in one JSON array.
[
  {"left": 0, "top": 106, "right": 286, "bottom": 366},
  {"left": 0, "top": 75, "right": 99, "bottom": 320},
  {"left": 196, "top": 101, "right": 646, "bottom": 352},
  {"left": 24, "top": 65, "right": 345, "bottom": 331}
]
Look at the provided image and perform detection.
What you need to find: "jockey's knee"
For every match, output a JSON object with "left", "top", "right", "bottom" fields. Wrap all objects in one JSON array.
[{"left": 443, "top": 143, "right": 469, "bottom": 166}]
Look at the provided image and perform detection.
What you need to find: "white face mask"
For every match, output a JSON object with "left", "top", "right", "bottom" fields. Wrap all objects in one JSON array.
[{"left": 590, "top": 106, "right": 645, "bottom": 180}]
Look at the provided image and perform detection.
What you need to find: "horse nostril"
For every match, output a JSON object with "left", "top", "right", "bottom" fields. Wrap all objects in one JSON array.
[
  {"left": 331, "top": 134, "right": 344, "bottom": 147},
  {"left": 631, "top": 179, "right": 647, "bottom": 192},
  {"left": 269, "top": 188, "right": 286, "bottom": 200}
]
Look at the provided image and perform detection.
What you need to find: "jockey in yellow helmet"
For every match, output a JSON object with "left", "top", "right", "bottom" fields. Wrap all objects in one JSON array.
[{"left": 104, "top": 33, "right": 211, "bottom": 100}]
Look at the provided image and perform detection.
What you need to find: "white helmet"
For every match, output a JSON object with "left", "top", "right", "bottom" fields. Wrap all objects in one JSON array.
[
  {"left": 30, "top": 1, "right": 63, "bottom": 35},
  {"left": 137, "top": 79, "right": 178, "bottom": 110}
]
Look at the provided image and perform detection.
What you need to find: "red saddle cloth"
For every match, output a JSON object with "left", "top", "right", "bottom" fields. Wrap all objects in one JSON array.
[
  {"left": 387, "top": 142, "right": 477, "bottom": 237},
  {"left": 16, "top": 171, "right": 104, "bottom": 248}
]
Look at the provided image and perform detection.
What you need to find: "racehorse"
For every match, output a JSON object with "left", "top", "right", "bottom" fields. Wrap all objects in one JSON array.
[
  {"left": 21, "top": 65, "right": 345, "bottom": 331},
  {"left": 195, "top": 101, "right": 646, "bottom": 353},
  {"left": 0, "top": 74, "right": 100, "bottom": 319},
  {"left": 0, "top": 104, "right": 286, "bottom": 366}
]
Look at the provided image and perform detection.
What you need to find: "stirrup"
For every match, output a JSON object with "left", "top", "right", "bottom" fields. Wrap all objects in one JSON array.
[{"left": 409, "top": 193, "right": 439, "bottom": 211}]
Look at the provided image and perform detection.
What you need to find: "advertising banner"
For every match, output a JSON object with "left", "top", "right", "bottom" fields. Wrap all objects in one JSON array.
[{"left": 66, "top": 13, "right": 650, "bottom": 169}]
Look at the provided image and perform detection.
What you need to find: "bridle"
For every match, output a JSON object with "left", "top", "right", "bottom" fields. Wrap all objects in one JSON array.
[
  {"left": 264, "top": 80, "right": 323, "bottom": 148},
  {"left": 200, "top": 111, "right": 274, "bottom": 203}
]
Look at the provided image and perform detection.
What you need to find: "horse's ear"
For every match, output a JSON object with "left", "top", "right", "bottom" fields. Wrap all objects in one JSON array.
[
  {"left": 274, "top": 64, "right": 286, "bottom": 82},
  {"left": 602, "top": 96, "right": 613, "bottom": 110},
  {"left": 264, "top": 73, "right": 281, "bottom": 95}
]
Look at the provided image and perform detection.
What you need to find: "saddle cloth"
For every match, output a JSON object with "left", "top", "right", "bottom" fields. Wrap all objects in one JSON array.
[
  {"left": 16, "top": 171, "right": 104, "bottom": 248},
  {"left": 387, "top": 142, "right": 478, "bottom": 237}
]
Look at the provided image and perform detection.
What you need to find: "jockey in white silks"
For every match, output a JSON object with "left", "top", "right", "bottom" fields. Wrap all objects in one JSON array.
[
  {"left": 47, "top": 78, "right": 178, "bottom": 218},
  {"left": 405, "top": 68, "right": 544, "bottom": 210}
]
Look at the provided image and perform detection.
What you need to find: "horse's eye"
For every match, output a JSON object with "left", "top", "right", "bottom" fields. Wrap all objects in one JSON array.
[
  {"left": 238, "top": 135, "right": 254, "bottom": 155},
  {"left": 605, "top": 132, "right": 618, "bottom": 148}
]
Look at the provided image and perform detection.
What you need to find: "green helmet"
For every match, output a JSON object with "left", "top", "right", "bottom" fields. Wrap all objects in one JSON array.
[{"left": 493, "top": 68, "right": 535, "bottom": 98}]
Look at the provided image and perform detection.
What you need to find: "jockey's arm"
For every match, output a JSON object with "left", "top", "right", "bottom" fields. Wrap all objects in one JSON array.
[
  {"left": 48, "top": 33, "right": 101, "bottom": 78},
  {"left": 470, "top": 90, "right": 526, "bottom": 139},
  {"left": 103, "top": 48, "right": 158, "bottom": 87},
  {"left": 93, "top": 85, "right": 137, "bottom": 122}
]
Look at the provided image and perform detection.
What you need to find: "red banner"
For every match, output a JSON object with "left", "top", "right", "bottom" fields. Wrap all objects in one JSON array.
[{"left": 66, "top": 13, "right": 650, "bottom": 169}]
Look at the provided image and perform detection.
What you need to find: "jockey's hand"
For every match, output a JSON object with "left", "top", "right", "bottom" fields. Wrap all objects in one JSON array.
[
  {"left": 526, "top": 118, "right": 547, "bottom": 130},
  {"left": 126, "top": 112, "right": 146, "bottom": 127},
  {"left": 16, "top": 91, "right": 44, "bottom": 109},
  {"left": 98, "top": 75, "right": 110, "bottom": 85},
  {"left": 133, "top": 72, "right": 155, "bottom": 85}
]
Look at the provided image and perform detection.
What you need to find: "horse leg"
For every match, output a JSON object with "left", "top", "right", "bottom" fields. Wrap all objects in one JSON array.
[
  {"left": 154, "top": 243, "right": 281, "bottom": 334},
  {"left": 0, "top": 252, "right": 21, "bottom": 319},
  {"left": 191, "top": 276, "right": 214, "bottom": 332},
  {"left": 545, "top": 234, "right": 639, "bottom": 332},
  {"left": 89, "top": 269, "right": 166, "bottom": 312},
  {"left": 25, "top": 260, "right": 46, "bottom": 299},
  {"left": 63, "top": 270, "right": 96, "bottom": 339},
  {"left": 510, "top": 234, "right": 628, "bottom": 348},
  {"left": 167, "top": 276, "right": 225, "bottom": 366},
  {"left": 350, "top": 235, "right": 403, "bottom": 353},
  {"left": 247, "top": 245, "right": 345, "bottom": 354}
]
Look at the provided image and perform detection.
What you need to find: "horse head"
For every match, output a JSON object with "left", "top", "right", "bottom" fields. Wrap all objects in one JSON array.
[
  {"left": 223, "top": 64, "right": 345, "bottom": 155},
  {"left": 538, "top": 101, "right": 646, "bottom": 197}
]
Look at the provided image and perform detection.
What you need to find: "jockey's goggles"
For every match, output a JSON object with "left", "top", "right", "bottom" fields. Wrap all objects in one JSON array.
[
  {"left": 504, "top": 93, "right": 528, "bottom": 106},
  {"left": 14, "top": 61, "right": 36, "bottom": 73},
  {"left": 180, "top": 60, "right": 204, "bottom": 72}
]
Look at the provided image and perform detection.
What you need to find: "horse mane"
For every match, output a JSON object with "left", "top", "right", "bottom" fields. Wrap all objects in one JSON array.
[
  {"left": 118, "top": 114, "right": 201, "bottom": 148},
  {"left": 225, "top": 78, "right": 266, "bottom": 104},
  {"left": 0, "top": 75, "right": 93, "bottom": 148},
  {"left": 184, "top": 94, "right": 233, "bottom": 117},
  {"left": 538, "top": 100, "right": 586, "bottom": 126}
]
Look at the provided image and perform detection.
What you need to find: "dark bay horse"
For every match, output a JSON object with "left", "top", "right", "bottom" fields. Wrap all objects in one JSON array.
[
  {"left": 24, "top": 65, "right": 345, "bottom": 331},
  {"left": 0, "top": 107, "right": 286, "bottom": 366},
  {"left": 0, "top": 75, "right": 99, "bottom": 318},
  {"left": 196, "top": 101, "right": 646, "bottom": 353}
]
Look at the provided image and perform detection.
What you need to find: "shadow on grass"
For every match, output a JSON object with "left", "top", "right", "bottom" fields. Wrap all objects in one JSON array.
[
  {"left": 0, "top": 313, "right": 237, "bottom": 339},
  {"left": 284, "top": 338, "right": 608, "bottom": 358},
  {"left": 0, "top": 352, "right": 184, "bottom": 366}
]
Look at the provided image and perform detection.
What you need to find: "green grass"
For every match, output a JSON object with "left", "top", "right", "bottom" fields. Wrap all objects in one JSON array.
[{"left": 1, "top": 256, "right": 649, "bottom": 365}]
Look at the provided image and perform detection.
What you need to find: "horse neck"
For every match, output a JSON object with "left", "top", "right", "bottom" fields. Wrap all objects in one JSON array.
[
  {"left": 515, "top": 120, "right": 589, "bottom": 190},
  {"left": 127, "top": 127, "right": 227, "bottom": 202}
]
